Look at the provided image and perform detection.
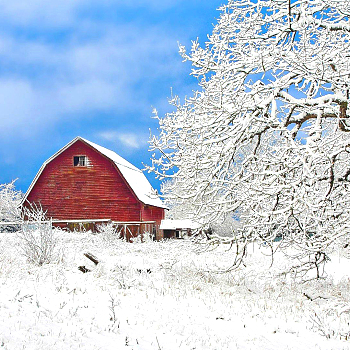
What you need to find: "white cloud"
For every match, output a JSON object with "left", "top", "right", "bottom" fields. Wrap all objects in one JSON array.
[
  {"left": 0, "top": 0, "right": 83, "bottom": 27},
  {"left": 0, "top": 0, "right": 187, "bottom": 28},
  {"left": 56, "top": 80, "right": 120, "bottom": 113},
  {"left": 0, "top": 0, "right": 203, "bottom": 144},
  {"left": 98, "top": 131, "right": 118, "bottom": 142},
  {"left": 116, "top": 133, "right": 143, "bottom": 149},
  {"left": 0, "top": 22, "right": 188, "bottom": 137},
  {"left": 0, "top": 79, "right": 36, "bottom": 130},
  {"left": 98, "top": 130, "right": 146, "bottom": 150}
]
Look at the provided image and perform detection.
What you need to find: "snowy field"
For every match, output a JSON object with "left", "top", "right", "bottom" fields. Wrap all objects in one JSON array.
[{"left": 1, "top": 229, "right": 350, "bottom": 350}]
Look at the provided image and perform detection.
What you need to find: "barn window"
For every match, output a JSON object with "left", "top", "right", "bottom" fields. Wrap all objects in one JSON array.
[{"left": 74, "top": 156, "right": 87, "bottom": 167}]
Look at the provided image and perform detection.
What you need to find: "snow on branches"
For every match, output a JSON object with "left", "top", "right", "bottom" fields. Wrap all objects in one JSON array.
[
  {"left": 0, "top": 181, "right": 22, "bottom": 224},
  {"left": 148, "top": 0, "right": 350, "bottom": 264}
]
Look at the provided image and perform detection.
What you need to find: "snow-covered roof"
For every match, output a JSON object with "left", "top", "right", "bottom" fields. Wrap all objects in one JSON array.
[
  {"left": 160, "top": 219, "right": 201, "bottom": 230},
  {"left": 23, "top": 136, "right": 167, "bottom": 209}
]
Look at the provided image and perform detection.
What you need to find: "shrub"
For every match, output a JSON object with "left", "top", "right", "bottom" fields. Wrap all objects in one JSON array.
[{"left": 18, "top": 204, "right": 56, "bottom": 266}]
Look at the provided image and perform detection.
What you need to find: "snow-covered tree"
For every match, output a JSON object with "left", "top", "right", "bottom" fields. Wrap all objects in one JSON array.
[
  {"left": 0, "top": 181, "right": 22, "bottom": 224},
  {"left": 149, "top": 0, "right": 350, "bottom": 262}
]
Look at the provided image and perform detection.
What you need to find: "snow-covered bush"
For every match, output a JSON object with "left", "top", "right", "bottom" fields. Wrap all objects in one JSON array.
[
  {"left": 97, "top": 222, "right": 155, "bottom": 244},
  {"left": 97, "top": 222, "right": 122, "bottom": 244},
  {"left": 141, "top": 230, "right": 154, "bottom": 243},
  {"left": 130, "top": 230, "right": 154, "bottom": 243},
  {"left": 18, "top": 204, "right": 57, "bottom": 266}
]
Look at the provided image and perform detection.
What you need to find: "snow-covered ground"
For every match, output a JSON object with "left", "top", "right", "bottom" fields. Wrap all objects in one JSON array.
[{"left": 1, "top": 230, "right": 350, "bottom": 350}]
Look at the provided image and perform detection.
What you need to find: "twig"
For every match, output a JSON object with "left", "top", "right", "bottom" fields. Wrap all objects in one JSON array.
[
  {"left": 303, "top": 292, "right": 328, "bottom": 301},
  {"left": 156, "top": 336, "right": 162, "bottom": 350}
]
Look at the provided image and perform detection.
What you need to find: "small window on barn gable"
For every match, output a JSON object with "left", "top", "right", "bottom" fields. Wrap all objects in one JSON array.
[{"left": 74, "top": 156, "right": 87, "bottom": 167}]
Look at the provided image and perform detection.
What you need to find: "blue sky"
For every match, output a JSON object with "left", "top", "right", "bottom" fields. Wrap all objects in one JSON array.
[{"left": 0, "top": 0, "right": 223, "bottom": 193}]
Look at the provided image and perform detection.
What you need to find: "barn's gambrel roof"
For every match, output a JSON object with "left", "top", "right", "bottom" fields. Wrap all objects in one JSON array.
[{"left": 23, "top": 136, "right": 167, "bottom": 209}]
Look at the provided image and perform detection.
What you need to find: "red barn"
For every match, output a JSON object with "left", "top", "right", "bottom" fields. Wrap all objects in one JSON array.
[{"left": 22, "top": 137, "right": 166, "bottom": 240}]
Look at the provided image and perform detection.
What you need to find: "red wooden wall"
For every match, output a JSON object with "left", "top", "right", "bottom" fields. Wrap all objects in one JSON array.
[
  {"left": 141, "top": 204, "right": 165, "bottom": 239},
  {"left": 25, "top": 140, "right": 164, "bottom": 224}
]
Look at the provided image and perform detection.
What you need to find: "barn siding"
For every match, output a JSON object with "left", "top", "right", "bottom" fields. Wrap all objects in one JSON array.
[
  {"left": 25, "top": 140, "right": 142, "bottom": 222},
  {"left": 141, "top": 205, "right": 165, "bottom": 240}
]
